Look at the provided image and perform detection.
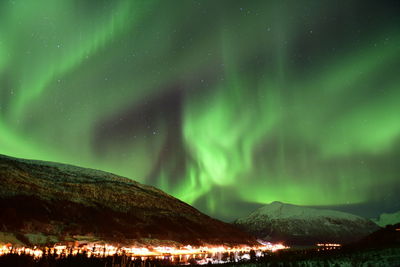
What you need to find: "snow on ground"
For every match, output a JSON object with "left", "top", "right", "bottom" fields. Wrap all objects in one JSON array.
[
  {"left": 237, "top": 201, "right": 370, "bottom": 223},
  {"left": 373, "top": 211, "right": 400, "bottom": 227}
]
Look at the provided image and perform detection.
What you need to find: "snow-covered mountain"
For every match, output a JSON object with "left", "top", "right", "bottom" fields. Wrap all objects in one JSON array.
[
  {"left": 234, "top": 201, "right": 379, "bottom": 245},
  {"left": 0, "top": 154, "right": 256, "bottom": 246},
  {"left": 373, "top": 211, "right": 400, "bottom": 227}
]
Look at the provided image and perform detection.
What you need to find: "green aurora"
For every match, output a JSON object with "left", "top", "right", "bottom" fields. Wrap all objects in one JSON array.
[{"left": 0, "top": 0, "right": 399, "bottom": 220}]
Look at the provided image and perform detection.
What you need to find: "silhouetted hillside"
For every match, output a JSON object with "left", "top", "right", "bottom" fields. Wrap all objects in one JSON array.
[{"left": 0, "top": 154, "right": 256, "bottom": 246}]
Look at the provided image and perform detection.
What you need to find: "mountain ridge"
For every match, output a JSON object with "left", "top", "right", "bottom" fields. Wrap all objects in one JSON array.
[
  {"left": 372, "top": 210, "right": 400, "bottom": 227},
  {"left": 234, "top": 201, "right": 379, "bottom": 245},
  {"left": 0, "top": 154, "right": 256, "bottom": 246}
]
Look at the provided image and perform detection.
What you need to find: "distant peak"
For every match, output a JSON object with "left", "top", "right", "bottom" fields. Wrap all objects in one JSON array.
[{"left": 270, "top": 201, "right": 284, "bottom": 205}]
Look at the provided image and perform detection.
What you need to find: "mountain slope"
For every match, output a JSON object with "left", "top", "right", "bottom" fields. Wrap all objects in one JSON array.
[
  {"left": 234, "top": 201, "right": 379, "bottom": 245},
  {"left": 373, "top": 211, "right": 400, "bottom": 227},
  {"left": 0, "top": 154, "right": 255, "bottom": 246},
  {"left": 355, "top": 223, "right": 400, "bottom": 248}
]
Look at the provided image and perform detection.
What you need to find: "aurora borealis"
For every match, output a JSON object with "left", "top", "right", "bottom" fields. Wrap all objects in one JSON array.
[{"left": 1, "top": 0, "right": 399, "bottom": 220}]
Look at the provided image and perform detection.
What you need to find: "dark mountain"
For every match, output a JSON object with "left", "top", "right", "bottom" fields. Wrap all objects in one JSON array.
[
  {"left": 0, "top": 154, "right": 256, "bottom": 246},
  {"left": 353, "top": 223, "right": 400, "bottom": 248},
  {"left": 234, "top": 201, "right": 379, "bottom": 245}
]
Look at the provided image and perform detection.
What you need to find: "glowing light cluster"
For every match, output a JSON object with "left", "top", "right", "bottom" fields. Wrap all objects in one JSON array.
[
  {"left": 316, "top": 243, "right": 341, "bottom": 247},
  {"left": 316, "top": 243, "right": 342, "bottom": 251},
  {"left": 0, "top": 243, "right": 288, "bottom": 260},
  {"left": 0, "top": 245, "right": 43, "bottom": 258}
]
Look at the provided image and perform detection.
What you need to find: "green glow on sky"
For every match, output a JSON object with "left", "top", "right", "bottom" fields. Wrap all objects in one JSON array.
[{"left": 0, "top": 0, "right": 399, "bottom": 220}]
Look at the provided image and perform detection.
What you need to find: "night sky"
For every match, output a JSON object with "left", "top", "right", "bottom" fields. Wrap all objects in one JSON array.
[{"left": 1, "top": 0, "right": 399, "bottom": 221}]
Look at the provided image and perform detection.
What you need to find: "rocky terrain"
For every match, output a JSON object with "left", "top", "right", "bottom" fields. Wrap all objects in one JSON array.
[
  {"left": 234, "top": 201, "right": 379, "bottom": 245},
  {"left": 0, "top": 154, "right": 255, "bottom": 246}
]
